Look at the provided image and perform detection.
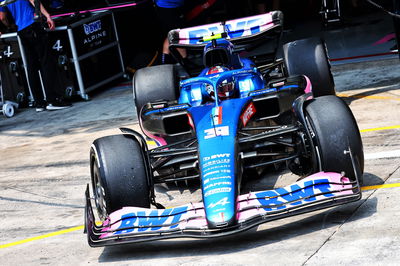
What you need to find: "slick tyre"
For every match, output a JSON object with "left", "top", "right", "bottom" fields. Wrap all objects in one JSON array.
[
  {"left": 283, "top": 37, "right": 335, "bottom": 97},
  {"left": 305, "top": 95, "right": 364, "bottom": 184},
  {"left": 90, "top": 135, "right": 150, "bottom": 219},
  {"left": 133, "top": 64, "right": 178, "bottom": 115}
]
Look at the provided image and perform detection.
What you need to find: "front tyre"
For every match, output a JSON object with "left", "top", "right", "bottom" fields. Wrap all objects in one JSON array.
[
  {"left": 305, "top": 95, "right": 364, "bottom": 184},
  {"left": 90, "top": 135, "right": 150, "bottom": 220}
]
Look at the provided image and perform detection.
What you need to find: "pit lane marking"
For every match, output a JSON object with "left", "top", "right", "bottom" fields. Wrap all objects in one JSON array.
[
  {"left": 361, "top": 183, "right": 400, "bottom": 191},
  {"left": 364, "top": 150, "right": 400, "bottom": 160},
  {"left": 337, "top": 93, "right": 400, "bottom": 101},
  {"left": 0, "top": 225, "right": 84, "bottom": 249},
  {"left": 360, "top": 125, "right": 400, "bottom": 133}
]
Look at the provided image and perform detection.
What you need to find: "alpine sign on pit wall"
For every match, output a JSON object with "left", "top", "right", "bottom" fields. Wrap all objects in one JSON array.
[
  {"left": 74, "top": 14, "right": 116, "bottom": 56},
  {"left": 177, "top": 13, "right": 275, "bottom": 45}
]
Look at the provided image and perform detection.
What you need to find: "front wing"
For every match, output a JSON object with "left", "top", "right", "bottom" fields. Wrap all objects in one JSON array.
[{"left": 85, "top": 172, "right": 361, "bottom": 247}]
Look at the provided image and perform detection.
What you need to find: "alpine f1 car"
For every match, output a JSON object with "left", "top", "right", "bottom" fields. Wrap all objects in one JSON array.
[{"left": 85, "top": 11, "right": 364, "bottom": 247}]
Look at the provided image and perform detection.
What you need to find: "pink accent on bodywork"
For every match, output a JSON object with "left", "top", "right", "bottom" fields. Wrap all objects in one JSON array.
[
  {"left": 303, "top": 75, "right": 312, "bottom": 94},
  {"left": 51, "top": 2, "right": 142, "bottom": 18},
  {"left": 139, "top": 114, "right": 167, "bottom": 147},
  {"left": 100, "top": 203, "right": 207, "bottom": 238},
  {"left": 236, "top": 172, "right": 353, "bottom": 222},
  {"left": 373, "top": 33, "right": 395, "bottom": 46}
]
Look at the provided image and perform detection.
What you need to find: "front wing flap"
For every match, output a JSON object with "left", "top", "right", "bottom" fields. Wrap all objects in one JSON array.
[{"left": 85, "top": 172, "right": 361, "bottom": 247}]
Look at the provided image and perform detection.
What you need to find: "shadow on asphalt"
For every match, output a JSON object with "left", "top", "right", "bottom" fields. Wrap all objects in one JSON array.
[
  {"left": 340, "top": 80, "right": 400, "bottom": 105},
  {"left": 363, "top": 172, "right": 385, "bottom": 186}
]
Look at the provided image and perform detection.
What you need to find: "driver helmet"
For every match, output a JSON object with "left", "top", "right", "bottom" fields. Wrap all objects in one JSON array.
[
  {"left": 205, "top": 66, "right": 235, "bottom": 100},
  {"left": 218, "top": 77, "right": 235, "bottom": 99}
]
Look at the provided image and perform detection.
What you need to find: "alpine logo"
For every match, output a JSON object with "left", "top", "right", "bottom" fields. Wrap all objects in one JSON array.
[{"left": 207, "top": 197, "right": 230, "bottom": 209}]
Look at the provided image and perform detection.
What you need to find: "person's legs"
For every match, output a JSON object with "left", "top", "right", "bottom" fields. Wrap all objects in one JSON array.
[
  {"left": 32, "top": 25, "right": 63, "bottom": 103},
  {"left": 156, "top": 6, "right": 186, "bottom": 64},
  {"left": 18, "top": 25, "right": 46, "bottom": 111},
  {"left": 29, "top": 23, "right": 71, "bottom": 110}
]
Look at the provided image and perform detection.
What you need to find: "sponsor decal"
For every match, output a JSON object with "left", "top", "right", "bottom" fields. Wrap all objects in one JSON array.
[
  {"left": 212, "top": 106, "right": 223, "bottom": 125},
  {"left": 181, "top": 14, "right": 273, "bottom": 44},
  {"left": 204, "top": 187, "right": 231, "bottom": 197},
  {"left": 144, "top": 104, "right": 188, "bottom": 115},
  {"left": 272, "top": 81, "right": 285, "bottom": 87},
  {"left": 204, "top": 126, "right": 229, "bottom": 139},
  {"left": 163, "top": 105, "right": 189, "bottom": 112},
  {"left": 202, "top": 164, "right": 231, "bottom": 173},
  {"left": 241, "top": 102, "right": 256, "bottom": 127},
  {"left": 83, "top": 30, "right": 107, "bottom": 45},
  {"left": 203, "top": 176, "right": 232, "bottom": 186},
  {"left": 204, "top": 181, "right": 232, "bottom": 191},
  {"left": 82, "top": 19, "right": 108, "bottom": 45},
  {"left": 84, "top": 20, "right": 102, "bottom": 35},
  {"left": 114, "top": 206, "right": 188, "bottom": 234},
  {"left": 203, "top": 169, "right": 231, "bottom": 178},
  {"left": 203, "top": 153, "right": 230, "bottom": 162},
  {"left": 254, "top": 179, "right": 334, "bottom": 211},
  {"left": 249, "top": 88, "right": 276, "bottom": 97},
  {"left": 203, "top": 159, "right": 230, "bottom": 168},
  {"left": 187, "top": 114, "right": 194, "bottom": 129}
]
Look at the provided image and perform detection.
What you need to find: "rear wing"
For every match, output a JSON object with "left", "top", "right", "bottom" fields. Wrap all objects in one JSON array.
[
  {"left": 169, "top": 11, "right": 283, "bottom": 48},
  {"left": 168, "top": 11, "right": 283, "bottom": 75}
]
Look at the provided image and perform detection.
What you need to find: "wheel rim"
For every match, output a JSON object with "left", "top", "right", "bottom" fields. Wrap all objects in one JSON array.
[
  {"left": 3, "top": 104, "right": 14, "bottom": 118},
  {"left": 92, "top": 162, "right": 108, "bottom": 220}
]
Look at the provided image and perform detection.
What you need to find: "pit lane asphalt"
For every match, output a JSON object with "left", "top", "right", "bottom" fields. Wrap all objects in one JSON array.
[{"left": 0, "top": 58, "right": 399, "bottom": 265}]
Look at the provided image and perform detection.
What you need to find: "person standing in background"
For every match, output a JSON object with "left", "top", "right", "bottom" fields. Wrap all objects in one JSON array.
[
  {"left": 0, "top": 0, "right": 72, "bottom": 111},
  {"left": 154, "top": 0, "right": 187, "bottom": 64}
]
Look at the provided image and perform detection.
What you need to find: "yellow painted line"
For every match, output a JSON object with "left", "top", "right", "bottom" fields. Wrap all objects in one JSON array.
[
  {"left": 0, "top": 225, "right": 84, "bottom": 249},
  {"left": 337, "top": 93, "right": 400, "bottom": 101},
  {"left": 360, "top": 125, "right": 400, "bottom": 133},
  {"left": 2, "top": 182, "right": 400, "bottom": 249},
  {"left": 361, "top": 183, "right": 400, "bottom": 191}
]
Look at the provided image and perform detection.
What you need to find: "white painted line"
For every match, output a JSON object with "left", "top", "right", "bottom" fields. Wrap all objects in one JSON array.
[{"left": 365, "top": 150, "right": 400, "bottom": 160}]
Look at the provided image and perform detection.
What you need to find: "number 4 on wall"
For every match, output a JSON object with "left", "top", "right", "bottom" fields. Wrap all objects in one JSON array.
[
  {"left": 52, "top": 40, "right": 63, "bottom": 52},
  {"left": 3, "top": 46, "right": 14, "bottom": 57}
]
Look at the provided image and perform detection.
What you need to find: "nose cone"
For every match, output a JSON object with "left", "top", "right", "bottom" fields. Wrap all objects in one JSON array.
[{"left": 206, "top": 208, "right": 237, "bottom": 229}]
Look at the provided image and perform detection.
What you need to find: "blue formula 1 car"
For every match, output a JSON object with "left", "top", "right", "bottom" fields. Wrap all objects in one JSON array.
[{"left": 85, "top": 11, "right": 364, "bottom": 247}]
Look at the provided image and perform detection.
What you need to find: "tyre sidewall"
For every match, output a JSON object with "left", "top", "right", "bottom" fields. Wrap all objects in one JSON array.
[
  {"left": 90, "top": 135, "right": 151, "bottom": 216},
  {"left": 305, "top": 95, "right": 364, "bottom": 182}
]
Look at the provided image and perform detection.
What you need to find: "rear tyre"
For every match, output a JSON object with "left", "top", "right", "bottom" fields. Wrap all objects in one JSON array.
[
  {"left": 305, "top": 95, "right": 364, "bottom": 184},
  {"left": 90, "top": 135, "right": 150, "bottom": 220},
  {"left": 283, "top": 37, "right": 335, "bottom": 97},
  {"left": 133, "top": 64, "right": 178, "bottom": 115}
]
